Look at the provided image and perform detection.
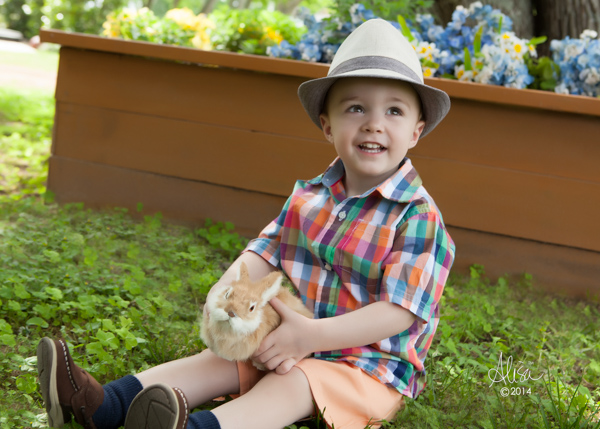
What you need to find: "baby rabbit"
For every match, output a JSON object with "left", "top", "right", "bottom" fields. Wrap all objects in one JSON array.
[{"left": 201, "top": 261, "right": 313, "bottom": 370}]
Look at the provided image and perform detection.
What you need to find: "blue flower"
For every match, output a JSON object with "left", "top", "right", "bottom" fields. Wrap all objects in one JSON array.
[{"left": 551, "top": 30, "right": 600, "bottom": 96}]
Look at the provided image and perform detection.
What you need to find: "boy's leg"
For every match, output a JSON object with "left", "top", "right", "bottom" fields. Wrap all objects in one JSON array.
[
  {"left": 136, "top": 348, "right": 240, "bottom": 407},
  {"left": 37, "top": 337, "right": 239, "bottom": 429},
  {"left": 125, "top": 366, "right": 313, "bottom": 429},
  {"left": 208, "top": 367, "right": 313, "bottom": 429}
]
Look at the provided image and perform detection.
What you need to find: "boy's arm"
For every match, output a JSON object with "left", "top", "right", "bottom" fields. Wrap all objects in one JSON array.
[{"left": 253, "top": 299, "right": 416, "bottom": 375}]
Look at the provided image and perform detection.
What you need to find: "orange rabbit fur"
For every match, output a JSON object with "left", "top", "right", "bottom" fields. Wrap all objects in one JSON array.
[{"left": 200, "top": 262, "right": 313, "bottom": 370}]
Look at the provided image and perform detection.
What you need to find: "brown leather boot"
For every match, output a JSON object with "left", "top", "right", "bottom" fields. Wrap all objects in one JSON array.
[
  {"left": 124, "top": 384, "right": 189, "bottom": 429},
  {"left": 37, "top": 337, "right": 105, "bottom": 428}
]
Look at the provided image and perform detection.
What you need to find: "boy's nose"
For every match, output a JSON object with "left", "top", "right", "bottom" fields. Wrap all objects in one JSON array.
[{"left": 362, "top": 114, "right": 384, "bottom": 133}]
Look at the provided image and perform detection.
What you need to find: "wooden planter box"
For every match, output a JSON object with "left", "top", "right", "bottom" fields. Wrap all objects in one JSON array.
[{"left": 40, "top": 29, "right": 600, "bottom": 298}]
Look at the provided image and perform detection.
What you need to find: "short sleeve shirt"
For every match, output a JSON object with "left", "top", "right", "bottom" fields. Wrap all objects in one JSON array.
[{"left": 244, "top": 157, "right": 455, "bottom": 398}]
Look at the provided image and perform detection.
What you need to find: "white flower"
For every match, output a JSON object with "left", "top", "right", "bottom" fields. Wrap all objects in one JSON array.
[
  {"left": 564, "top": 43, "right": 584, "bottom": 60},
  {"left": 468, "top": 1, "right": 484, "bottom": 13},
  {"left": 554, "top": 83, "right": 570, "bottom": 95},
  {"left": 454, "top": 64, "right": 473, "bottom": 81},
  {"left": 580, "top": 68, "right": 600, "bottom": 85},
  {"left": 474, "top": 66, "right": 493, "bottom": 84},
  {"left": 580, "top": 29, "right": 598, "bottom": 39}
]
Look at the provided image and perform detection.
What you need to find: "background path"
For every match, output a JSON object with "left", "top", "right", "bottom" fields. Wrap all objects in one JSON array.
[{"left": 0, "top": 39, "right": 58, "bottom": 92}]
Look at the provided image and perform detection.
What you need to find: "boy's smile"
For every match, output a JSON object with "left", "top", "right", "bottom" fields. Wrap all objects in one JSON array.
[{"left": 320, "top": 77, "right": 425, "bottom": 197}]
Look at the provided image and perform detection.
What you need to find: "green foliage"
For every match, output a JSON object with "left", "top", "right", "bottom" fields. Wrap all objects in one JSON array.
[
  {"left": 209, "top": 4, "right": 306, "bottom": 55},
  {"left": 0, "top": 88, "right": 54, "bottom": 201},
  {"left": 532, "top": 369, "right": 600, "bottom": 429},
  {"left": 0, "top": 0, "right": 128, "bottom": 39},
  {"left": 196, "top": 218, "right": 248, "bottom": 260},
  {"left": 102, "top": 7, "right": 201, "bottom": 47},
  {"left": 394, "top": 267, "right": 600, "bottom": 428},
  {"left": 526, "top": 55, "right": 561, "bottom": 91},
  {"left": 332, "top": 0, "right": 432, "bottom": 23},
  {"left": 0, "top": 198, "right": 237, "bottom": 427}
]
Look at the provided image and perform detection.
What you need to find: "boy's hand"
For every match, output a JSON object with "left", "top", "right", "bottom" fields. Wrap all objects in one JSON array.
[{"left": 252, "top": 297, "right": 316, "bottom": 375}]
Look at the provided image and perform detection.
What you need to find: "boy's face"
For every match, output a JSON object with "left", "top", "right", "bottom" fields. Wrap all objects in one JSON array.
[{"left": 320, "top": 77, "right": 425, "bottom": 196}]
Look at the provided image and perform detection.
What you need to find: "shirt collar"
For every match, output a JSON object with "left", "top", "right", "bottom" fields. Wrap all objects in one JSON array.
[{"left": 308, "top": 157, "right": 423, "bottom": 203}]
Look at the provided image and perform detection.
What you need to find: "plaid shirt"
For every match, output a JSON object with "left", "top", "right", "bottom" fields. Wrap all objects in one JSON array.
[{"left": 244, "top": 157, "right": 455, "bottom": 397}]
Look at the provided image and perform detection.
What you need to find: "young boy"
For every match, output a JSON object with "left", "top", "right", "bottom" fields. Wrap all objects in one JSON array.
[{"left": 37, "top": 19, "right": 454, "bottom": 429}]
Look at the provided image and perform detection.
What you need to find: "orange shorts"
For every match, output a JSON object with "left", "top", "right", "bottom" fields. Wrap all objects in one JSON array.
[{"left": 237, "top": 358, "right": 405, "bottom": 429}]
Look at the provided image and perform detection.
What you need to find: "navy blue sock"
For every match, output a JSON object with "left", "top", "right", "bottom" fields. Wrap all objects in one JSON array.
[
  {"left": 188, "top": 410, "right": 221, "bottom": 429},
  {"left": 92, "top": 374, "right": 143, "bottom": 429}
]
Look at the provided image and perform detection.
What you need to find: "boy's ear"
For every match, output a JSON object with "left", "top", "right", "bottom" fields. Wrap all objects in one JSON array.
[
  {"left": 320, "top": 114, "right": 333, "bottom": 143},
  {"left": 409, "top": 119, "right": 426, "bottom": 149}
]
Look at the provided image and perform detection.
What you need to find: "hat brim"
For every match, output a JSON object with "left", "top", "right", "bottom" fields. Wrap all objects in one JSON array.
[{"left": 298, "top": 72, "right": 450, "bottom": 139}]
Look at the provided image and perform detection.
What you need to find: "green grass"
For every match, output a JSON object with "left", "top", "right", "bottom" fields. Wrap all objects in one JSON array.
[
  {"left": 1, "top": 84, "right": 599, "bottom": 429},
  {"left": 0, "top": 88, "right": 54, "bottom": 201}
]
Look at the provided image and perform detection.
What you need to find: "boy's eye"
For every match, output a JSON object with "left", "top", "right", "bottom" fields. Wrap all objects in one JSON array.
[
  {"left": 348, "top": 105, "right": 364, "bottom": 113},
  {"left": 387, "top": 107, "right": 402, "bottom": 116}
]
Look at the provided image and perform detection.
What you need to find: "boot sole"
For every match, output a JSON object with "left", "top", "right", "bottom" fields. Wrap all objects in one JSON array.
[
  {"left": 124, "top": 383, "right": 181, "bottom": 429},
  {"left": 37, "top": 337, "right": 65, "bottom": 428}
]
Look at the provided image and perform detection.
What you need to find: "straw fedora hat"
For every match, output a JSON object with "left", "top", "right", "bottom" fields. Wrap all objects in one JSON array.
[{"left": 298, "top": 19, "right": 450, "bottom": 138}]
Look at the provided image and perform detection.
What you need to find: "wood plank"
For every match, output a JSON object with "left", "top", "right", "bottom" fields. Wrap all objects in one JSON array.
[
  {"left": 448, "top": 226, "right": 600, "bottom": 299},
  {"left": 432, "top": 78, "right": 600, "bottom": 117},
  {"left": 53, "top": 101, "right": 600, "bottom": 250},
  {"left": 41, "top": 30, "right": 600, "bottom": 117},
  {"left": 47, "top": 156, "right": 600, "bottom": 298},
  {"left": 51, "top": 99, "right": 600, "bottom": 251},
  {"left": 411, "top": 155, "right": 600, "bottom": 252},
  {"left": 48, "top": 156, "right": 287, "bottom": 237},
  {"left": 412, "top": 97, "right": 600, "bottom": 184},
  {"left": 55, "top": 47, "right": 324, "bottom": 141},
  {"left": 41, "top": 30, "right": 330, "bottom": 79},
  {"left": 53, "top": 103, "right": 336, "bottom": 197},
  {"left": 56, "top": 47, "right": 600, "bottom": 185}
]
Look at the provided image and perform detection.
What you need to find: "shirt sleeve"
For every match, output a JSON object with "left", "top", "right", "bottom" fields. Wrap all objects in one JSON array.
[
  {"left": 380, "top": 205, "right": 455, "bottom": 323},
  {"left": 242, "top": 184, "right": 298, "bottom": 269}
]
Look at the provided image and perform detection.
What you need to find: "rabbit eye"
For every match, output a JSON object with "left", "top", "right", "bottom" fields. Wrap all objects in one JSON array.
[
  {"left": 224, "top": 290, "right": 230, "bottom": 299},
  {"left": 249, "top": 304, "right": 256, "bottom": 312}
]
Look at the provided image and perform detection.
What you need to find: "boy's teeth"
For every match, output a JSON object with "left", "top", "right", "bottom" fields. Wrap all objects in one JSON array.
[{"left": 359, "top": 143, "right": 385, "bottom": 152}]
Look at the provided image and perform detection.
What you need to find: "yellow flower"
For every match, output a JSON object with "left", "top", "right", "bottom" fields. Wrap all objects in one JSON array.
[
  {"left": 263, "top": 27, "right": 283, "bottom": 44},
  {"left": 423, "top": 67, "right": 433, "bottom": 78},
  {"left": 513, "top": 43, "right": 522, "bottom": 53},
  {"left": 166, "top": 8, "right": 200, "bottom": 31},
  {"left": 192, "top": 32, "right": 212, "bottom": 50}
]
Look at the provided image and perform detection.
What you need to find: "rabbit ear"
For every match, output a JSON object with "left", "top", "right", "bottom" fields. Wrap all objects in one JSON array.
[
  {"left": 235, "top": 261, "right": 250, "bottom": 282},
  {"left": 260, "top": 272, "right": 283, "bottom": 304}
]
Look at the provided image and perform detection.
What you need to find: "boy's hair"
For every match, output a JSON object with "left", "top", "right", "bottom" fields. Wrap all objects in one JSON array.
[{"left": 298, "top": 19, "right": 450, "bottom": 138}]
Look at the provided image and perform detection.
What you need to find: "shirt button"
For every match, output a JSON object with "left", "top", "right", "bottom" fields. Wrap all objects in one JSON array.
[
  {"left": 338, "top": 211, "right": 347, "bottom": 221},
  {"left": 324, "top": 263, "right": 332, "bottom": 271}
]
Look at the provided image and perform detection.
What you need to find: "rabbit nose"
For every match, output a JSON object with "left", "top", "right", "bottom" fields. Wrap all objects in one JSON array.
[{"left": 227, "top": 310, "right": 236, "bottom": 318}]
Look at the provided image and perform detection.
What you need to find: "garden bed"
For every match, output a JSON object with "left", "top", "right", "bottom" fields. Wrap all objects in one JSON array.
[{"left": 40, "top": 29, "right": 600, "bottom": 298}]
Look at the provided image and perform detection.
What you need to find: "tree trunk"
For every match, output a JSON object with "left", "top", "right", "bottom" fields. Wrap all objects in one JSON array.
[
  {"left": 276, "top": 0, "right": 304, "bottom": 15},
  {"left": 532, "top": 0, "right": 600, "bottom": 55},
  {"left": 201, "top": 0, "right": 219, "bottom": 14},
  {"left": 431, "top": 0, "right": 535, "bottom": 38}
]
